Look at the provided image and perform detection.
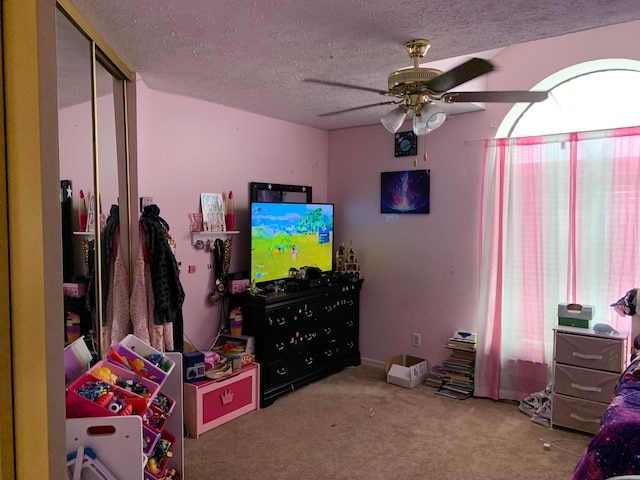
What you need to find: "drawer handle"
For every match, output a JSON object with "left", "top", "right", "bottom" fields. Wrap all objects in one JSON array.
[
  {"left": 276, "top": 367, "right": 287, "bottom": 376},
  {"left": 276, "top": 318, "right": 286, "bottom": 326},
  {"left": 570, "top": 413, "right": 601, "bottom": 424},
  {"left": 570, "top": 382, "right": 602, "bottom": 393},
  {"left": 324, "top": 349, "right": 333, "bottom": 357},
  {"left": 346, "top": 321, "right": 354, "bottom": 327},
  {"left": 275, "top": 342, "right": 285, "bottom": 351},
  {"left": 572, "top": 352, "right": 602, "bottom": 360},
  {"left": 324, "top": 327, "right": 332, "bottom": 335},
  {"left": 347, "top": 341, "right": 355, "bottom": 348},
  {"left": 305, "top": 310, "right": 314, "bottom": 318},
  {"left": 305, "top": 357, "right": 314, "bottom": 365}
]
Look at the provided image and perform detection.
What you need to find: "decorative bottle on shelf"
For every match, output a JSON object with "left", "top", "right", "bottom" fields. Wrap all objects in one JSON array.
[
  {"left": 225, "top": 191, "right": 235, "bottom": 231},
  {"left": 78, "top": 189, "right": 87, "bottom": 232}
]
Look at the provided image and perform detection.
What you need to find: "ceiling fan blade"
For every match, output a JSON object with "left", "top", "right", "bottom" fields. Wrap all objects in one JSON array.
[
  {"left": 441, "top": 90, "right": 549, "bottom": 103},
  {"left": 318, "top": 101, "right": 400, "bottom": 117},
  {"left": 304, "top": 78, "right": 389, "bottom": 95},
  {"left": 425, "top": 58, "right": 494, "bottom": 93}
]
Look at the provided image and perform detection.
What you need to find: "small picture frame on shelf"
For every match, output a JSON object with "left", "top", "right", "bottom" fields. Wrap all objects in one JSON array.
[
  {"left": 189, "top": 213, "right": 204, "bottom": 232},
  {"left": 201, "top": 193, "right": 226, "bottom": 232}
]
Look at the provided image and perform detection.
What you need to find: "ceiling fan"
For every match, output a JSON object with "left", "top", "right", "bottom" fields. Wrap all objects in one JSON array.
[{"left": 304, "top": 39, "right": 548, "bottom": 135}]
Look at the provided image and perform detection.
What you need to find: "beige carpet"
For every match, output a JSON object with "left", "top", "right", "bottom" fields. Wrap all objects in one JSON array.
[{"left": 184, "top": 365, "right": 592, "bottom": 480}]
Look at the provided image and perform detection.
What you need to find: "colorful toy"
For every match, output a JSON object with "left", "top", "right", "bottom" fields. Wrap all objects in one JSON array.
[
  {"left": 65, "top": 312, "right": 82, "bottom": 343},
  {"left": 91, "top": 366, "right": 116, "bottom": 383}
]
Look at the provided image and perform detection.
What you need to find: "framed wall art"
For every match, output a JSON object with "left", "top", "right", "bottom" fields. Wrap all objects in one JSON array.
[
  {"left": 201, "top": 193, "right": 226, "bottom": 231},
  {"left": 380, "top": 169, "right": 430, "bottom": 214},
  {"left": 394, "top": 130, "right": 417, "bottom": 157}
]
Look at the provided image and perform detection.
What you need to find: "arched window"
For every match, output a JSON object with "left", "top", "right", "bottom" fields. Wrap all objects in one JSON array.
[
  {"left": 497, "top": 59, "right": 640, "bottom": 138},
  {"left": 475, "top": 59, "right": 640, "bottom": 401}
]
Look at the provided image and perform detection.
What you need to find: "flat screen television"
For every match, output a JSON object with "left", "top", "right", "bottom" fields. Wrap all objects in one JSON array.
[{"left": 250, "top": 202, "right": 334, "bottom": 283}]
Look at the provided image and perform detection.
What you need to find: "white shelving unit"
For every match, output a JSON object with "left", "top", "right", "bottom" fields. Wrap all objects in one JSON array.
[{"left": 65, "top": 352, "right": 184, "bottom": 479}]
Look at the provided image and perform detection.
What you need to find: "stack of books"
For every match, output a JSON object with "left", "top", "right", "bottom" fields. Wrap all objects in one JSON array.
[
  {"left": 425, "top": 364, "right": 446, "bottom": 389},
  {"left": 434, "top": 333, "right": 477, "bottom": 400}
]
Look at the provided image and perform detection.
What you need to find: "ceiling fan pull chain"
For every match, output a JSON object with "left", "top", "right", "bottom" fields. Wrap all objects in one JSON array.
[{"left": 423, "top": 134, "right": 428, "bottom": 162}]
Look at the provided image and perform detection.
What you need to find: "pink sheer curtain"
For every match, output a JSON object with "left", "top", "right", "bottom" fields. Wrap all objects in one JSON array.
[{"left": 475, "top": 127, "right": 640, "bottom": 401}]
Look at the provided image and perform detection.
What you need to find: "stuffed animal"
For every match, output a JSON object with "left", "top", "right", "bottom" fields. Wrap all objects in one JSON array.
[{"left": 611, "top": 288, "right": 638, "bottom": 317}]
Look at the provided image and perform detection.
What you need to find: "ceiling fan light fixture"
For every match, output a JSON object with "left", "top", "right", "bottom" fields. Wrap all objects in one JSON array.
[
  {"left": 422, "top": 103, "right": 446, "bottom": 131},
  {"left": 381, "top": 106, "right": 407, "bottom": 133},
  {"left": 413, "top": 113, "right": 429, "bottom": 136}
]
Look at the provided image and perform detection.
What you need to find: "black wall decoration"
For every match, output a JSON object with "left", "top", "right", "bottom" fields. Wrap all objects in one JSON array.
[{"left": 394, "top": 130, "right": 417, "bottom": 157}]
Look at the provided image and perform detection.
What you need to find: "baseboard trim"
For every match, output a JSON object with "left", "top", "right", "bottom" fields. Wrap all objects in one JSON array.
[{"left": 360, "top": 356, "right": 385, "bottom": 370}]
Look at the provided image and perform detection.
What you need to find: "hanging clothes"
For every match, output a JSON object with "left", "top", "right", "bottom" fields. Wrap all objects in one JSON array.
[
  {"left": 86, "top": 204, "right": 120, "bottom": 314},
  {"left": 130, "top": 227, "right": 174, "bottom": 351},
  {"left": 102, "top": 231, "right": 130, "bottom": 350},
  {"left": 85, "top": 205, "right": 130, "bottom": 351},
  {"left": 138, "top": 204, "right": 184, "bottom": 351}
]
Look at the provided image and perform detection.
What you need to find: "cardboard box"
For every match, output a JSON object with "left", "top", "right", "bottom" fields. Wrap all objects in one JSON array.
[{"left": 385, "top": 355, "right": 428, "bottom": 388}]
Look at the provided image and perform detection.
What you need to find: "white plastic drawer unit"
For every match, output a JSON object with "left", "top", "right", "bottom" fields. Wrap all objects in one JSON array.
[
  {"left": 551, "top": 326, "right": 628, "bottom": 434},
  {"left": 553, "top": 363, "right": 620, "bottom": 404},
  {"left": 554, "top": 331, "right": 625, "bottom": 373},
  {"left": 552, "top": 393, "right": 609, "bottom": 434}
]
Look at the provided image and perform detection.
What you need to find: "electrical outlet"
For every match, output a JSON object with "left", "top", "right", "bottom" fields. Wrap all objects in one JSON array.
[
  {"left": 412, "top": 333, "right": 421, "bottom": 347},
  {"left": 140, "top": 196, "right": 153, "bottom": 212}
]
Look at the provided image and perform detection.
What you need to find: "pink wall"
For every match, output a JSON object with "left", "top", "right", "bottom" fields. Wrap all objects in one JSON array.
[
  {"left": 134, "top": 20, "right": 640, "bottom": 366},
  {"left": 135, "top": 82, "right": 329, "bottom": 349},
  {"left": 327, "top": 20, "right": 640, "bottom": 369},
  {"left": 59, "top": 95, "right": 119, "bottom": 278}
]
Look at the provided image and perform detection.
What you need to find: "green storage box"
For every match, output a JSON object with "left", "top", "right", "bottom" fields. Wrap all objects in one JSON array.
[{"left": 558, "top": 316, "right": 590, "bottom": 329}]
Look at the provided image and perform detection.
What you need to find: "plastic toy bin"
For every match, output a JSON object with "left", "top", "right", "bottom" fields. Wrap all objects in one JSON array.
[
  {"left": 66, "top": 372, "right": 152, "bottom": 418},
  {"left": 120, "top": 334, "right": 175, "bottom": 376},
  {"left": 144, "top": 429, "right": 176, "bottom": 479},
  {"left": 142, "top": 425, "right": 160, "bottom": 457},
  {"left": 89, "top": 360, "right": 161, "bottom": 409},
  {"left": 143, "top": 393, "right": 176, "bottom": 434},
  {"left": 106, "top": 344, "right": 169, "bottom": 387}
]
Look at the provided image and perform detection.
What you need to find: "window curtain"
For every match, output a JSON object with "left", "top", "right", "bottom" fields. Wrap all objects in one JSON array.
[{"left": 475, "top": 126, "right": 640, "bottom": 401}]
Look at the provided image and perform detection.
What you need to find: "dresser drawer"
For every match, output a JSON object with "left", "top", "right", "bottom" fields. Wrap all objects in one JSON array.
[
  {"left": 267, "top": 325, "right": 322, "bottom": 358},
  {"left": 554, "top": 364, "right": 619, "bottom": 403},
  {"left": 552, "top": 393, "right": 607, "bottom": 434},
  {"left": 555, "top": 332, "right": 624, "bottom": 372}
]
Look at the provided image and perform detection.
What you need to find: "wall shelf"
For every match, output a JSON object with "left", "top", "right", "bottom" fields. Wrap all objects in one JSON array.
[{"left": 191, "top": 230, "right": 239, "bottom": 246}]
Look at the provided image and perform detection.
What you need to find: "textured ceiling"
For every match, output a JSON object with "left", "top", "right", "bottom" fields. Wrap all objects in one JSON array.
[{"left": 63, "top": 0, "right": 640, "bottom": 130}]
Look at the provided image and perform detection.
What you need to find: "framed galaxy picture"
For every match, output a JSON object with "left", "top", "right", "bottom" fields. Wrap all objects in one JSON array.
[{"left": 380, "top": 169, "right": 430, "bottom": 214}]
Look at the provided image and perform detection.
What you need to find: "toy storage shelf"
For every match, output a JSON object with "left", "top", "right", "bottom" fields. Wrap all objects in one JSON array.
[
  {"left": 191, "top": 230, "right": 239, "bottom": 246},
  {"left": 65, "top": 352, "right": 184, "bottom": 479}
]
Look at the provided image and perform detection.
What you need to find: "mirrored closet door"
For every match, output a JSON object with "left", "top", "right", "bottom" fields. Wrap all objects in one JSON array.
[{"left": 56, "top": 2, "right": 133, "bottom": 358}]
